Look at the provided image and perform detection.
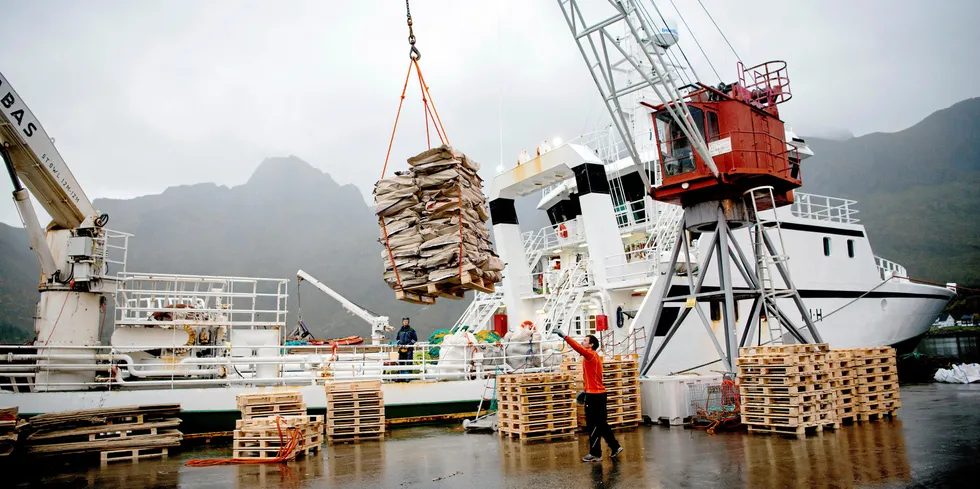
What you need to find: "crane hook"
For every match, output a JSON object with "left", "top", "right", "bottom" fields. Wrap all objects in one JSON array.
[{"left": 406, "top": 0, "right": 421, "bottom": 60}]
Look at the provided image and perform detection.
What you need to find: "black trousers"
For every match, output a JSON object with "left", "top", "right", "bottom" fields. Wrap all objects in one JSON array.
[{"left": 584, "top": 392, "right": 620, "bottom": 456}]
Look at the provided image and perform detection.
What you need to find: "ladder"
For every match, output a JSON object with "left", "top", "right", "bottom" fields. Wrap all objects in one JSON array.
[{"left": 745, "top": 186, "right": 790, "bottom": 344}]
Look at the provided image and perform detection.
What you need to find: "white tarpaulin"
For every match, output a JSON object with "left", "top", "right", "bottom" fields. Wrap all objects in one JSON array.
[{"left": 934, "top": 363, "right": 980, "bottom": 383}]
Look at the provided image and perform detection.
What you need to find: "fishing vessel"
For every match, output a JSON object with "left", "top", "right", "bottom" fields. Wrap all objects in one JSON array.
[{"left": 0, "top": 0, "right": 954, "bottom": 430}]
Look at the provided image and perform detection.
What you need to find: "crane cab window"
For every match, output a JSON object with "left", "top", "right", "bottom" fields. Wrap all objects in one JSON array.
[
  {"left": 657, "top": 107, "right": 704, "bottom": 177},
  {"left": 706, "top": 111, "right": 720, "bottom": 141}
]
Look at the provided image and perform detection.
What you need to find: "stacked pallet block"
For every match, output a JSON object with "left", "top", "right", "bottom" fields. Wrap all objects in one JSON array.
[
  {"left": 234, "top": 391, "right": 321, "bottom": 460},
  {"left": 325, "top": 380, "right": 385, "bottom": 444},
  {"left": 496, "top": 371, "right": 577, "bottom": 443},
  {"left": 841, "top": 346, "right": 901, "bottom": 421},
  {"left": 24, "top": 404, "right": 182, "bottom": 464},
  {"left": 827, "top": 350, "right": 858, "bottom": 423},
  {"left": 738, "top": 344, "right": 840, "bottom": 438},
  {"left": 561, "top": 355, "right": 642, "bottom": 431}
]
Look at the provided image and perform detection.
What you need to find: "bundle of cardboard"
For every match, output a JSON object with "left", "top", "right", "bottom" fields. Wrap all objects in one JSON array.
[{"left": 374, "top": 145, "right": 503, "bottom": 302}]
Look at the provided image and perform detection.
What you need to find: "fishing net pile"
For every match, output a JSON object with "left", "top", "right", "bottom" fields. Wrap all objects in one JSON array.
[{"left": 374, "top": 145, "right": 503, "bottom": 302}]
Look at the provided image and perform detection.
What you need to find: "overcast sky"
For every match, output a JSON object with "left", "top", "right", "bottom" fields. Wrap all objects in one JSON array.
[{"left": 1, "top": 0, "right": 978, "bottom": 227}]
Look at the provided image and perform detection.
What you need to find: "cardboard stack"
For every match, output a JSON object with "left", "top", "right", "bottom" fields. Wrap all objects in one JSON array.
[{"left": 375, "top": 145, "right": 503, "bottom": 304}]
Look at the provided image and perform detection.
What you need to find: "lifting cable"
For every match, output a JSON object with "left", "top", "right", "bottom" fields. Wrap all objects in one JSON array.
[{"left": 379, "top": 0, "right": 464, "bottom": 292}]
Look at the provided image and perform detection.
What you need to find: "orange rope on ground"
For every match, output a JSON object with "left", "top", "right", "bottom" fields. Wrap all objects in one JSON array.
[{"left": 184, "top": 416, "right": 302, "bottom": 467}]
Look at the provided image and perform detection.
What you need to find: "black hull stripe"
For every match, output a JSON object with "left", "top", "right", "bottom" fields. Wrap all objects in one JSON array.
[
  {"left": 665, "top": 285, "right": 951, "bottom": 301},
  {"left": 778, "top": 222, "right": 865, "bottom": 238}
]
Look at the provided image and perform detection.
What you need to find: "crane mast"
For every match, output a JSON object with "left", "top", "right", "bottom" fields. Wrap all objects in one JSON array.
[{"left": 1, "top": 70, "right": 128, "bottom": 391}]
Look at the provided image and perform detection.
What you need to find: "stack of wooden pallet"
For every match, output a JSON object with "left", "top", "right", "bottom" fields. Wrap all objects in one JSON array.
[
  {"left": 561, "top": 355, "right": 642, "bottom": 430},
  {"left": 0, "top": 406, "right": 25, "bottom": 457},
  {"left": 234, "top": 391, "right": 320, "bottom": 460},
  {"left": 827, "top": 350, "right": 858, "bottom": 423},
  {"left": 496, "top": 371, "right": 577, "bottom": 443},
  {"left": 738, "top": 344, "right": 840, "bottom": 438},
  {"left": 325, "top": 380, "right": 385, "bottom": 444},
  {"left": 844, "top": 346, "right": 901, "bottom": 421},
  {"left": 23, "top": 404, "right": 182, "bottom": 464}
]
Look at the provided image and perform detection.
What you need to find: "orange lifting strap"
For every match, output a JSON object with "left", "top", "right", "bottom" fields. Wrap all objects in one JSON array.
[{"left": 379, "top": 2, "right": 462, "bottom": 292}]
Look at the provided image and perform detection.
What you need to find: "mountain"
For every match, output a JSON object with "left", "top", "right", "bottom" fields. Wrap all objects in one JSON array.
[
  {"left": 801, "top": 98, "right": 980, "bottom": 285},
  {"left": 0, "top": 156, "right": 474, "bottom": 342}
]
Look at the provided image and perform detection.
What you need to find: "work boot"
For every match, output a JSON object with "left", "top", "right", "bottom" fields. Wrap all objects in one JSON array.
[
  {"left": 582, "top": 454, "right": 601, "bottom": 463},
  {"left": 610, "top": 446, "right": 624, "bottom": 459}
]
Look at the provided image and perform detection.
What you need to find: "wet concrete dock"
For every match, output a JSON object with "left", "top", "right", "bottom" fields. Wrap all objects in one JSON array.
[{"left": 10, "top": 383, "right": 977, "bottom": 488}]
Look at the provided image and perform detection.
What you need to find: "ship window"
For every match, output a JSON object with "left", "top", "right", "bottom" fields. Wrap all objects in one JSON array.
[
  {"left": 706, "top": 111, "right": 720, "bottom": 141},
  {"left": 656, "top": 107, "right": 704, "bottom": 177},
  {"left": 709, "top": 301, "right": 738, "bottom": 321},
  {"left": 847, "top": 239, "right": 855, "bottom": 258},
  {"left": 823, "top": 237, "right": 831, "bottom": 256}
]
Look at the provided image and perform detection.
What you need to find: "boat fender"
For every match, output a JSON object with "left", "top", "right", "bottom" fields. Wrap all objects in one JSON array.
[{"left": 616, "top": 306, "right": 625, "bottom": 328}]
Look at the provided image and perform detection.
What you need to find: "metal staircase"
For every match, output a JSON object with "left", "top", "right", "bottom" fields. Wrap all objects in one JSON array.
[
  {"left": 451, "top": 290, "right": 504, "bottom": 334},
  {"left": 522, "top": 227, "right": 546, "bottom": 270},
  {"left": 538, "top": 264, "right": 590, "bottom": 337}
]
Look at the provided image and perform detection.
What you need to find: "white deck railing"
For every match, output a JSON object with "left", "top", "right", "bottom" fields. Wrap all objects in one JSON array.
[
  {"left": 874, "top": 256, "right": 908, "bottom": 282},
  {"left": 791, "top": 192, "right": 860, "bottom": 224}
]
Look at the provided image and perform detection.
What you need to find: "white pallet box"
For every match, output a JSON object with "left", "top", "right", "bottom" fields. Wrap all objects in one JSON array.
[{"left": 640, "top": 374, "right": 724, "bottom": 425}]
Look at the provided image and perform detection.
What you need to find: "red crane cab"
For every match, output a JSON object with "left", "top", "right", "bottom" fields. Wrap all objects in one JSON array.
[{"left": 646, "top": 61, "right": 801, "bottom": 210}]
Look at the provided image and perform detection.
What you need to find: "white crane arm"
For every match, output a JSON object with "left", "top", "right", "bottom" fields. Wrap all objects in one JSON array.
[
  {"left": 0, "top": 71, "right": 97, "bottom": 229},
  {"left": 296, "top": 270, "right": 391, "bottom": 334}
]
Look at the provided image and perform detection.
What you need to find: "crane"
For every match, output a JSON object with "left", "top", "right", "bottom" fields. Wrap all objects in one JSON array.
[
  {"left": 296, "top": 270, "right": 392, "bottom": 346},
  {"left": 1, "top": 70, "right": 125, "bottom": 390},
  {"left": 556, "top": 0, "right": 821, "bottom": 375}
]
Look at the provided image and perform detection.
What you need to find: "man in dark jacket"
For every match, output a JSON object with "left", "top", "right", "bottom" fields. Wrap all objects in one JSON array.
[{"left": 395, "top": 318, "right": 417, "bottom": 381}]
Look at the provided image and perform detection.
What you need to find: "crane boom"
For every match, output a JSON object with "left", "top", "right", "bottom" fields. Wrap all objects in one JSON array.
[
  {"left": 296, "top": 270, "right": 392, "bottom": 345},
  {"left": 0, "top": 71, "right": 98, "bottom": 229}
]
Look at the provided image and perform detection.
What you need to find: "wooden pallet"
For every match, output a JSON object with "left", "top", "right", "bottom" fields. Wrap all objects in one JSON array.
[
  {"left": 497, "top": 392, "right": 573, "bottom": 404},
  {"left": 857, "top": 410, "right": 898, "bottom": 422},
  {"left": 100, "top": 446, "right": 169, "bottom": 465},
  {"left": 395, "top": 289, "right": 436, "bottom": 305},
  {"left": 741, "top": 391, "right": 834, "bottom": 406},
  {"left": 746, "top": 423, "right": 830, "bottom": 439},
  {"left": 742, "top": 411, "right": 836, "bottom": 428},
  {"left": 326, "top": 416, "right": 384, "bottom": 428},
  {"left": 855, "top": 383, "right": 898, "bottom": 395},
  {"left": 498, "top": 408, "right": 576, "bottom": 423},
  {"left": 498, "top": 372, "right": 574, "bottom": 385},
  {"left": 327, "top": 432, "right": 384, "bottom": 444},
  {"left": 241, "top": 402, "right": 306, "bottom": 417},
  {"left": 325, "top": 407, "right": 384, "bottom": 418},
  {"left": 233, "top": 444, "right": 317, "bottom": 459},
  {"left": 497, "top": 400, "right": 575, "bottom": 414},
  {"left": 736, "top": 354, "right": 817, "bottom": 367},
  {"left": 327, "top": 424, "right": 384, "bottom": 436},
  {"left": 235, "top": 415, "right": 322, "bottom": 430},
  {"left": 740, "top": 383, "right": 831, "bottom": 396},
  {"left": 237, "top": 391, "right": 303, "bottom": 408},
  {"left": 738, "top": 373, "right": 833, "bottom": 386},
  {"left": 739, "top": 344, "right": 830, "bottom": 356},
  {"left": 499, "top": 417, "right": 577, "bottom": 432},
  {"left": 324, "top": 380, "right": 383, "bottom": 393},
  {"left": 736, "top": 363, "right": 820, "bottom": 376},
  {"left": 498, "top": 382, "right": 575, "bottom": 395},
  {"left": 498, "top": 428, "right": 576, "bottom": 443},
  {"left": 328, "top": 399, "right": 384, "bottom": 411},
  {"left": 742, "top": 403, "right": 824, "bottom": 417}
]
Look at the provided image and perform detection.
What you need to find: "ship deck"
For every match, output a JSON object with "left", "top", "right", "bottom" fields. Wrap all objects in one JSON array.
[{"left": 4, "top": 383, "right": 974, "bottom": 488}]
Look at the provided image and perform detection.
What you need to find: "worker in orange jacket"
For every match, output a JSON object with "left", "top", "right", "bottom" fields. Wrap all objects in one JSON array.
[{"left": 555, "top": 330, "right": 623, "bottom": 462}]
